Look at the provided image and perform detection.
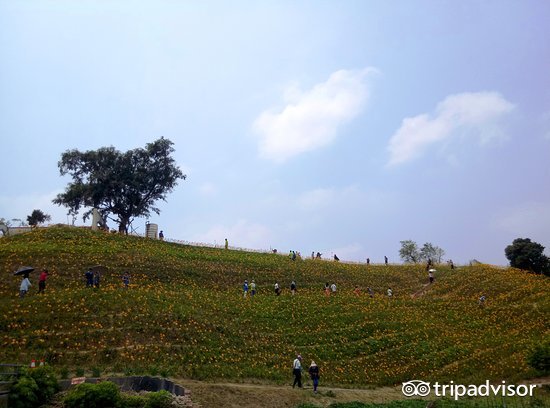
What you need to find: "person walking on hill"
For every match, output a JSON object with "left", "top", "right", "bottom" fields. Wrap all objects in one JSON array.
[
  {"left": 426, "top": 258, "right": 432, "bottom": 271},
  {"left": 387, "top": 287, "right": 393, "bottom": 298},
  {"left": 243, "top": 280, "right": 249, "bottom": 298},
  {"left": 19, "top": 274, "right": 31, "bottom": 298},
  {"left": 122, "top": 273, "right": 130, "bottom": 289},
  {"left": 384, "top": 256, "right": 388, "bottom": 266},
  {"left": 324, "top": 282, "right": 330, "bottom": 297},
  {"left": 478, "top": 294, "right": 487, "bottom": 307},
  {"left": 330, "top": 283, "right": 337, "bottom": 294},
  {"left": 333, "top": 254, "right": 339, "bottom": 261},
  {"left": 93, "top": 270, "right": 101, "bottom": 289},
  {"left": 367, "top": 287, "right": 374, "bottom": 298},
  {"left": 37, "top": 269, "right": 48, "bottom": 294},
  {"left": 225, "top": 238, "right": 228, "bottom": 250},
  {"left": 354, "top": 285, "right": 361, "bottom": 296},
  {"left": 308, "top": 361, "right": 320, "bottom": 393},
  {"left": 274, "top": 282, "right": 281, "bottom": 296},
  {"left": 250, "top": 280, "right": 256, "bottom": 297},
  {"left": 292, "top": 354, "right": 303, "bottom": 388},
  {"left": 428, "top": 269, "right": 435, "bottom": 284},
  {"left": 290, "top": 280, "right": 297, "bottom": 295},
  {"left": 159, "top": 230, "right": 164, "bottom": 241},
  {"left": 85, "top": 268, "right": 93, "bottom": 288}
]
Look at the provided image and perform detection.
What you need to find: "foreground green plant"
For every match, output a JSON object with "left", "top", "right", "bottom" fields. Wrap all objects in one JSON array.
[
  {"left": 8, "top": 366, "right": 60, "bottom": 408},
  {"left": 64, "top": 381, "right": 173, "bottom": 408}
]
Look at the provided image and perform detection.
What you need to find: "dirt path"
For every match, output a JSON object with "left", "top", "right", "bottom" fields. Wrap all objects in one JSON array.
[
  {"left": 175, "top": 379, "right": 405, "bottom": 408},
  {"left": 174, "top": 377, "right": 550, "bottom": 408}
]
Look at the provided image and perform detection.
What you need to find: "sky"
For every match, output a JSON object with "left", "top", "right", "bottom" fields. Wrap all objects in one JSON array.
[{"left": 1, "top": 1, "right": 549, "bottom": 265}]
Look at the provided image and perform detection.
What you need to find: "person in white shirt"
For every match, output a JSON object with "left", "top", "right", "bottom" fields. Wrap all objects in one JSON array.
[
  {"left": 19, "top": 276, "right": 31, "bottom": 298},
  {"left": 330, "top": 283, "right": 337, "bottom": 293},
  {"left": 292, "top": 354, "right": 303, "bottom": 388},
  {"left": 274, "top": 282, "right": 281, "bottom": 296},
  {"left": 387, "top": 287, "right": 393, "bottom": 298}
]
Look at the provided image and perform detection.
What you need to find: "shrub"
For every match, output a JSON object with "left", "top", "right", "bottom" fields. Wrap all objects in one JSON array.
[
  {"left": 8, "top": 366, "right": 60, "bottom": 408},
  {"left": 64, "top": 381, "right": 121, "bottom": 408},
  {"left": 145, "top": 390, "right": 173, "bottom": 408},
  {"left": 527, "top": 341, "right": 550, "bottom": 374},
  {"left": 121, "top": 394, "right": 147, "bottom": 408},
  {"left": 8, "top": 376, "right": 39, "bottom": 408}
]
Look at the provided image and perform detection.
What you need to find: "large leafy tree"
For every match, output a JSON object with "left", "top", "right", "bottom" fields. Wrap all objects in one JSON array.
[
  {"left": 505, "top": 238, "right": 549, "bottom": 276},
  {"left": 53, "top": 137, "right": 185, "bottom": 233}
]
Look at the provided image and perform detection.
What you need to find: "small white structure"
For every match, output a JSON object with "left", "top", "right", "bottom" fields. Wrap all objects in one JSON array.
[{"left": 146, "top": 223, "right": 158, "bottom": 239}]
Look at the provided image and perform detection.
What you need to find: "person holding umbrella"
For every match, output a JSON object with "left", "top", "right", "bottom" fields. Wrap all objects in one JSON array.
[
  {"left": 19, "top": 275, "right": 31, "bottom": 298},
  {"left": 14, "top": 266, "right": 34, "bottom": 298}
]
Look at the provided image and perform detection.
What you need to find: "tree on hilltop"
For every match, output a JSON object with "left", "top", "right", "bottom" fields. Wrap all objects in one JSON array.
[
  {"left": 399, "top": 240, "right": 446, "bottom": 264},
  {"left": 505, "top": 238, "right": 549, "bottom": 276},
  {"left": 419, "top": 242, "right": 445, "bottom": 263},
  {"left": 399, "top": 240, "right": 420, "bottom": 263},
  {"left": 53, "top": 137, "right": 186, "bottom": 234},
  {"left": 26, "top": 209, "right": 51, "bottom": 228}
]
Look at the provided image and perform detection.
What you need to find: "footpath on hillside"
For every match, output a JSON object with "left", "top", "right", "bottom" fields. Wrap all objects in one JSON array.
[
  {"left": 175, "top": 379, "right": 405, "bottom": 408},
  {"left": 175, "top": 377, "right": 550, "bottom": 408}
]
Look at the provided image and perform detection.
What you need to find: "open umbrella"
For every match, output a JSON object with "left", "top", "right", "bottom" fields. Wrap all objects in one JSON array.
[{"left": 14, "top": 266, "right": 35, "bottom": 276}]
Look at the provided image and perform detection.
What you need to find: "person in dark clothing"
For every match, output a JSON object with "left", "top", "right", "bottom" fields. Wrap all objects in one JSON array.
[
  {"left": 93, "top": 271, "right": 100, "bottom": 288},
  {"left": 308, "top": 361, "right": 320, "bottom": 393},
  {"left": 85, "top": 269, "right": 94, "bottom": 287}
]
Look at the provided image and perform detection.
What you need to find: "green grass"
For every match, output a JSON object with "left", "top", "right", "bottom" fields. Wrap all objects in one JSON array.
[{"left": 1, "top": 226, "right": 549, "bottom": 388}]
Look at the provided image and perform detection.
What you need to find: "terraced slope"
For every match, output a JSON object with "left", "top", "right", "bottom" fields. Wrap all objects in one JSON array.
[{"left": 1, "top": 227, "right": 548, "bottom": 386}]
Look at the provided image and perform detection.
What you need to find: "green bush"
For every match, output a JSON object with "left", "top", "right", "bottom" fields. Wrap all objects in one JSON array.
[
  {"left": 121, "top": 394, "right": 147, "bottom": 408},
  {"left": 145, "top": 390, "right": 173, "bottom": 408},
  {"left": 28, "top": 365, "right": 60, "bottom": 402},
  {"left": 64, "top": 381, "right": 121, "bottom": 408},
  {"left": 8, "top": 366, "right": 60, "bottom": 408},
  {"left": 527, "top": 341, "right": 550, "bottom": 373},
  {"left": 8, "top": 377, "right": 39, "bottom": 408}
]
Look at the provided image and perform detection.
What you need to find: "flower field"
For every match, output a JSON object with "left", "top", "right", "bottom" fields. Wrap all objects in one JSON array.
[{"left": 1, "top": 227, "right": 548, "bottom": 387}]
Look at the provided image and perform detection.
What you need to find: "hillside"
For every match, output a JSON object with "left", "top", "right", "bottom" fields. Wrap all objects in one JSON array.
[{"left": 1, "top": 226, "right": 549, "bottom": 387}]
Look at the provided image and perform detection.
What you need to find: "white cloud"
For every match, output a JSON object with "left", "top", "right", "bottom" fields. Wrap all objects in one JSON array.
[
  {"left": 192, "top": 220, "right": 272, "bottom": 250},
  {"left": 253, "top": 68, "right": 375, "bottom": 162},
  {"left": 387, "top": 92, "right": 515, "bottom": 166}
]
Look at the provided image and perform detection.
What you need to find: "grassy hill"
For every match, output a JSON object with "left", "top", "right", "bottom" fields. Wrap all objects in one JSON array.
[{"left": 1, "top": 226, "right": 548, "bottom": 387}]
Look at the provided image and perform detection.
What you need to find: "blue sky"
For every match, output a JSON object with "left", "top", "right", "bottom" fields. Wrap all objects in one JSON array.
[{"left": 1, "top": 1, "right": 549, "bottom": 265}]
